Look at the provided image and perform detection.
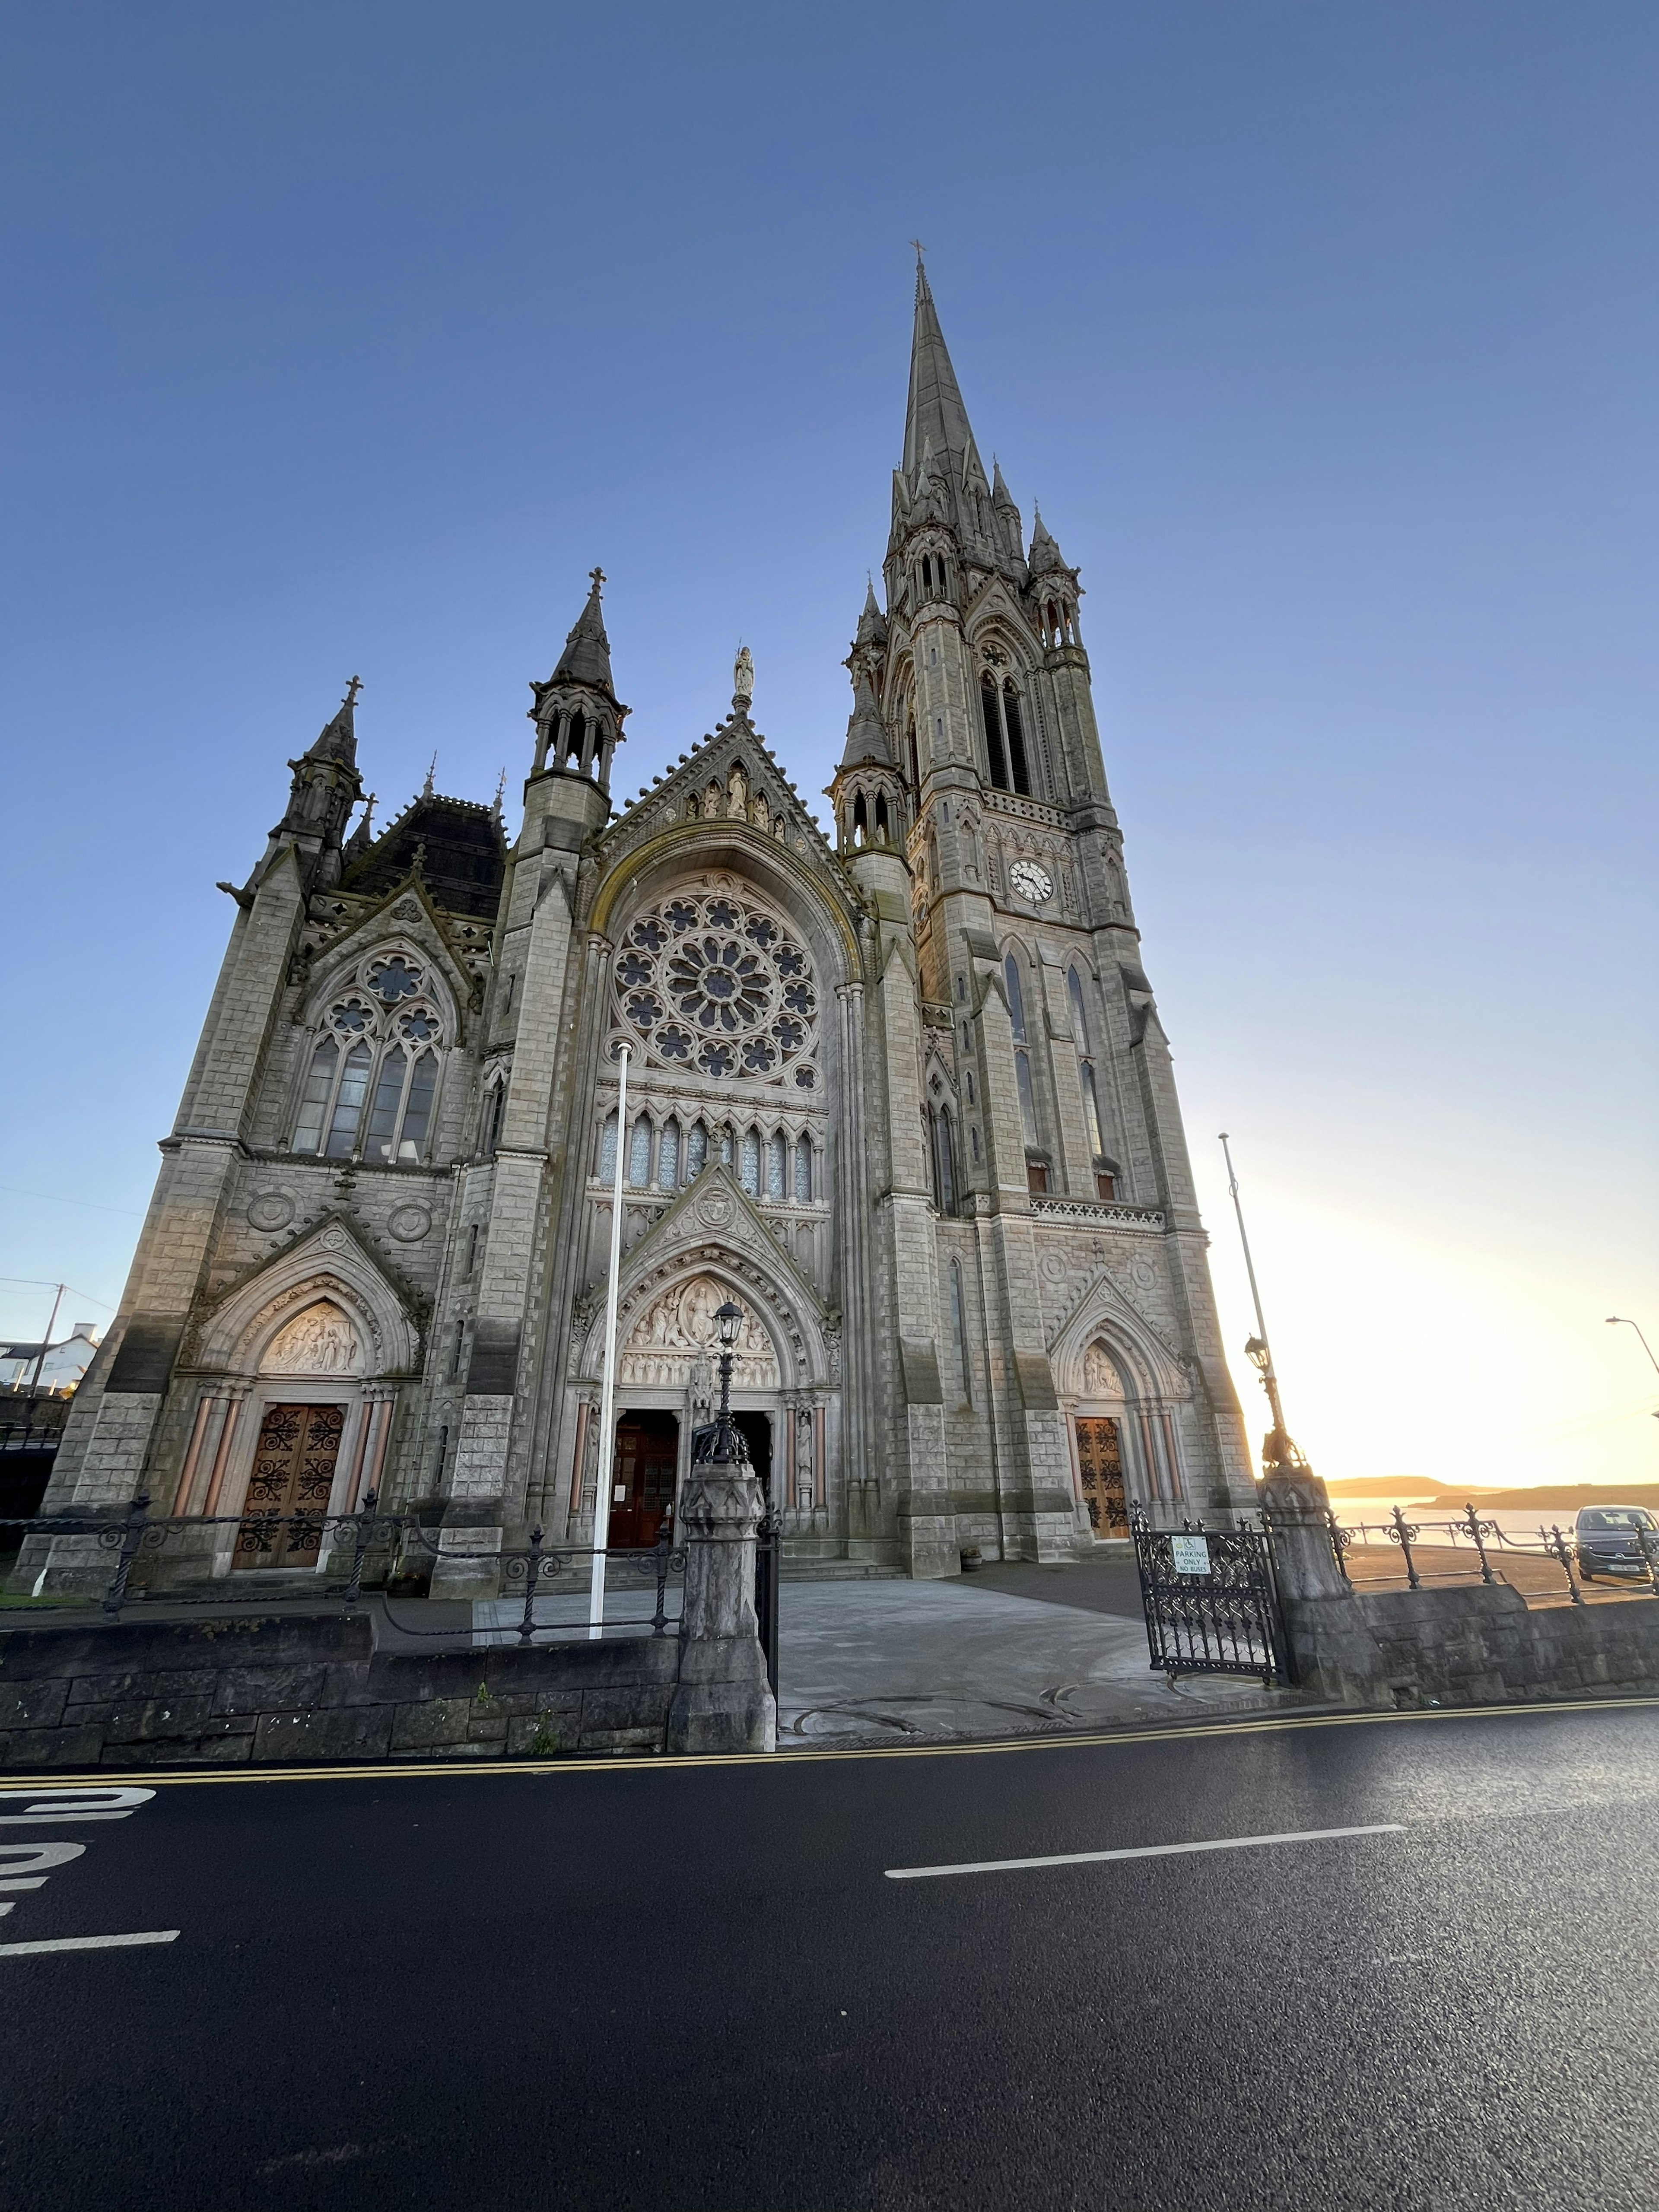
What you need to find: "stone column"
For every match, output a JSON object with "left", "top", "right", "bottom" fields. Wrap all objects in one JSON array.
[{"left": 665, "top": 1459, "right": 776, "bottom": 1754}]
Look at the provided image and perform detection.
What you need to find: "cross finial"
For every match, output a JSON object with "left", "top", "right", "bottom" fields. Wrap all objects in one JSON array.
[
  {"left": 342, "top": 674, "right": 362, "bottom": 710},
  {"left": 493, "top": 766, "right": 507, "bottom": 816},
  {"left": 422, "top": 752, "right": 436, "bottom": 798},
  {"left": 910, "top": 238, "right": 926, "bottom": 265},
  {"left": 589, "top": 566, "right": 605, "bottom": 592}
]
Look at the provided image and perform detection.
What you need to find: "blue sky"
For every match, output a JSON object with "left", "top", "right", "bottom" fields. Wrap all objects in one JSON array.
[{"left": 3, "top": 2, "right": 1655, "bottom": 1485}]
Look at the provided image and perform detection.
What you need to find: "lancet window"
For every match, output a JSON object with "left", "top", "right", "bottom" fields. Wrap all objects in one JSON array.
[
  {"left": 979, "top": 675, "right": 1032, "bottom": 796},
  {"left": 291, "top": 956, "right": 446, "bottom": 1163}
]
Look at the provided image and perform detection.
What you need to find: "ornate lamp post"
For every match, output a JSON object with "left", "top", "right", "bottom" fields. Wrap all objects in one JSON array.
[
  {"left": 1220, "top": 1136, "right": 1309, "bottom": 1481},
  {"left": 1219, "top": 1134, "right": 1346, "bottom": 1603},
  {"left": 712, "top": 1299, "right": 744, "bottom": 1465}
]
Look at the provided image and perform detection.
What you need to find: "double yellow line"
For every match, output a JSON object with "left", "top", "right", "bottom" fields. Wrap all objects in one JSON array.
[{"left": 17, "top": 1693, "right": 1659, "bottom": 1790}]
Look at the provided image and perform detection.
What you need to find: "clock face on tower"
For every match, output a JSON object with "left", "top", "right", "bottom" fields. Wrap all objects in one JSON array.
[{"left": 1009, "top": 859, "right": 1054, "bottom": 906}]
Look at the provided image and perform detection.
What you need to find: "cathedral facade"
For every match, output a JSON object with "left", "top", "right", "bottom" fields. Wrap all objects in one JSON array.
[{"left": 38, "top": 266, "right": 1254, "bottom": 1592}]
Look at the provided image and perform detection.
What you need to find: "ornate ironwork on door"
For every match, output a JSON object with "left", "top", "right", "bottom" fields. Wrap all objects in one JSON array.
[
  {"left": 1131, "top": 1514, "right": 1294, "bottom": 1687},
  {"left": 234, "top": 1402, "right": 346, "bottom": 1569},
  {"left": 1076, "top": 1417, "right": 1128, "bottom": 1535}
]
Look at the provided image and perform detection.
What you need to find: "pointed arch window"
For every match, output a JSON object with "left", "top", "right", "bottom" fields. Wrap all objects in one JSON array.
[
  {"left": 1005, "top": 953, "right": 1039, "bottom": 1151},
  {"left": 658, "top": 1118, "right": 680, "bottom": 1191},
  {"left": 627, "top": 1116, "right": 652, "bottom": 1188},
  {"left": 930, "top": 1106, "right": 958, "bottom": 1216},
  {"left": 364, "top": 1045, "right": 439, "bottom": 1163},
  {"left": 325, "top": 1042, "right": 373, "bottom": 1156},
  {"left": 598, "top": 1110, "right": 618, "bottom": 1182},
  {"left": 292, "top": 982, "right": 446, "bottom": 1164},
  {"left": 766, "top": 1131, "right": 787, "bottom": 1201},
  {"left": 740, "top": 1129, "right": 761, "bottom": 1196},
  {"left": 979, "top": 675, "right": 1032, "bottom": 795},
  {"left": 793, "top": 1137, "right": 813, "bottom": 1202},
  {"left": 980, "top": 676, "right": 1008, "bottom": 790},
  {"left": 485, "top": 1078, "right": 507, "bottom": 1155},
  {"left": 685, "top": 1121, "right": 708, "bottom": 1181}
]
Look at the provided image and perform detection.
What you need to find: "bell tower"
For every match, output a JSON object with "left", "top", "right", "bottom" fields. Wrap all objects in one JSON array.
[{"left": 864, "top": 253, "right": 1256, "bottom": 1568}]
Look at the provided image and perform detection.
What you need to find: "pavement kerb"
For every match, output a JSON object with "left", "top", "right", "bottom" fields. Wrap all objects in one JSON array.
[{"left": 10, "top": 1691, "right": 1658, "bottom": 1788}]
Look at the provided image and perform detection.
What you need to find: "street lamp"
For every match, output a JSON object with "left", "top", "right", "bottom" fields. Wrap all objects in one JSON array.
[
  {"left": 1220, "top": 1136, "right": 1308, "bottom": 1481},
  {"left": 1605, "top": 1317, "right": 1659, "bottom": 1417},
  {"left": 714, "top": 1299, "right": 744, "bottom": 1462}
]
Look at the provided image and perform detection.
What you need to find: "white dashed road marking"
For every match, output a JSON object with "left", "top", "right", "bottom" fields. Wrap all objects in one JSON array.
[{"left": 884, "top": 1823, "right": 1406, "bottom": 1879}]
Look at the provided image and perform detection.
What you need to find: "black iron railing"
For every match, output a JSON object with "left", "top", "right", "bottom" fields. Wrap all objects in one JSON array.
[
  {"left": 0, "top": 1497, "right": 775, "bottom": 1651},
  {"left": 1328, "top": 1506, "right": 1659, "bottom": 1608}
]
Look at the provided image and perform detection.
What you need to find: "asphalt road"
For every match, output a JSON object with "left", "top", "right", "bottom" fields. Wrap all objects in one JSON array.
[{"left": 3, "top": 1702, "right": 1657, "bottom": 2212}]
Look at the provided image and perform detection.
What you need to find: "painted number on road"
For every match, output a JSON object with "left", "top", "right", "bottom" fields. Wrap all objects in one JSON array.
[{"left": 1170, "top": 1536, "right": 1211, "bottom": 1576}]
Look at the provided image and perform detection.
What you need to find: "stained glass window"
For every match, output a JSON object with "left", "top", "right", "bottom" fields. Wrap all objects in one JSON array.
[
  {"left": 628, "top": 1116, "right": 652, "bottom": 1187},
  {"left": 598, "top": 1111, "right": 618, "bottom": 1182},
  {"left": 293, "top": 1038, "right": 338, "bottom": 1154},
  {"left": 325, "top": 1042, "right": 373, "bottom": 1157},
  {"left": 365, "top": 1047, "right": 409, "bottom": 1160},
  {"left": 367, "top": 957, "right": 422, "bottom": 1003},
  {"left": 793, "top": 1138, "right": 812, "bottom": 1202},
  {"left": 740, "top": 1130, "right": 760, "bottom": 1195},
  {"left": 766, "top": 1132, "right": 786, "bottom": 1200},
  {"left": 658, "top": 1119, "right": 680, "bottom": 1190}
]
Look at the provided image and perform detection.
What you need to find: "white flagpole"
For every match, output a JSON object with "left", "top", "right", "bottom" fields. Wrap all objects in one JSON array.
[{"left": 588, "top": 1044, "right": 630, "bottom": 1639}]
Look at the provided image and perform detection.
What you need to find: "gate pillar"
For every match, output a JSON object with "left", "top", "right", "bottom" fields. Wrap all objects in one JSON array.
[{"left": 666, "top": 1460, "right": 776, "bottom": 1755}]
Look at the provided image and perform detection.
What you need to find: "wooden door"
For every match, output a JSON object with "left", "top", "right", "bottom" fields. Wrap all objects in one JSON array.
[
  {"left": 1076, "top": 1417, "right": 1128, "bottom": 1535},
  {"left": 608, "top": 1413, "right": 679, "bottom": 1550},
  {"left": 234, "top": 1402, "right": 346, "bottom": 1569}
]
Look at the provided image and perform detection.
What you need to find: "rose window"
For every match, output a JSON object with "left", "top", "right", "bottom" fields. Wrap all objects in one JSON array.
[{"left": 612, "top": 890, "right": 818, "bottom": 1084}]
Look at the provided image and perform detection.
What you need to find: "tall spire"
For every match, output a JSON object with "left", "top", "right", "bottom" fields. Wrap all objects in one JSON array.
[
  {"left": 551, "top": 566, "right": 617, "bottom": 699},
  {"left": 902, "top": 251, "right": 983, "bottom": 486},
  {"left": 304, "top": 675, "right": 362, "bottom": 769}
]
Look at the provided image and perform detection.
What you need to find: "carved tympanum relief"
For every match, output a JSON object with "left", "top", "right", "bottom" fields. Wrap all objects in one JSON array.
[
  {"left": 618, "top": 1273, "right": 781, "bottom": 1389},
  {"left": 1081, "top": 1340, "right": 1124, "bottom": 1399},
  {"left": 261, "top": 1300, "right": 362, "bottom": 1376}
]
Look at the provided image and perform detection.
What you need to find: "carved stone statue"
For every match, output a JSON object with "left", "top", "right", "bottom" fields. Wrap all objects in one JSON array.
[{"left": 734, "top": 645, "right": 754, "bottom": 703}]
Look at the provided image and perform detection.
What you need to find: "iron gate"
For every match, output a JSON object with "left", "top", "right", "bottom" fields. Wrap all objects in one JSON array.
[{"left": 1131, "top": 1515, "right": 1295, "bottom": 1687}]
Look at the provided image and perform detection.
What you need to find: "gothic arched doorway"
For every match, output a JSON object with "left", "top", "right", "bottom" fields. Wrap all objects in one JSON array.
[{"left": 610, "top": 1411, "right": 679, "bottom": 1549}]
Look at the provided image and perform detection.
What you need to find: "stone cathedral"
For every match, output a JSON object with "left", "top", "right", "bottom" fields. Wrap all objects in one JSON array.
[{"left": 38, "top": 265, "right": 1255, "bottom": 1595}]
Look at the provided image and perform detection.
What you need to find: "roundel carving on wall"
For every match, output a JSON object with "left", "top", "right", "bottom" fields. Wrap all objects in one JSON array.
[{"left": 248, "top": 1192, "right": 296, "bottom": 1232}]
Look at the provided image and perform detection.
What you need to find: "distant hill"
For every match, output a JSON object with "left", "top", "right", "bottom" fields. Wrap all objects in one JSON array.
[{"left": 1325, "top": 1479, "right": 1659, "bottom": 1513}]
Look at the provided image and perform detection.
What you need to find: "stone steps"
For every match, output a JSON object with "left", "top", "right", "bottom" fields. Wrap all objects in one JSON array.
[{"left": 779, "top": 1560, "right": 903, "bottom": 1583}]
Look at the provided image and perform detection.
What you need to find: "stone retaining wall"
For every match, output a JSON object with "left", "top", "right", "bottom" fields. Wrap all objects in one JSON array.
[
  {"left": 0, "top": 1613, "right": 688, "bottom": 1770},
  {"left": 1287, "top": 1583, "right": 1659, "bottom": 1707}
]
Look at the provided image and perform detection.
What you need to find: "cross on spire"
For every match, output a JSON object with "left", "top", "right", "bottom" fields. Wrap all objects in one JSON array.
[
  {"left": 909, "top": 238, "right": 925, "bottom": 264},
  {"left": 342, "top": 674, "right": 362, "bottom": 710},
  {"left": 589, "top": 566, "right": 605, "bottom": 591}
]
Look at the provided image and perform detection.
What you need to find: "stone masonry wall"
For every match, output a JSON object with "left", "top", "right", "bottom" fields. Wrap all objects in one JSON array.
[
  {"left": 1287, "top": 1585, "right": 1659, "bottom": 1709},
  {"left": 0, "top": 1615, "right": 683, "bottom": 1770}
]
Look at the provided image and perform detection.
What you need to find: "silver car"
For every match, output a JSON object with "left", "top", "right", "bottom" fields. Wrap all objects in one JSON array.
[{"left": 1574, "top": 1504, "right": 1658, "bottom": 1582}]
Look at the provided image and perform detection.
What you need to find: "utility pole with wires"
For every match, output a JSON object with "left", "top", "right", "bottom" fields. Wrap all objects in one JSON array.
[{"left": 25, "top": 1283, "right": 64, "bottom": 1418}]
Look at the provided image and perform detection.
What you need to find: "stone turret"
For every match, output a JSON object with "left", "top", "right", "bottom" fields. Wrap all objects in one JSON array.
[
  {"left": 522, "top": 569, "right": 628, "bottom": 855},
  {"left": 269, "top": 678, "right": 365, "bottom": 892}
]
